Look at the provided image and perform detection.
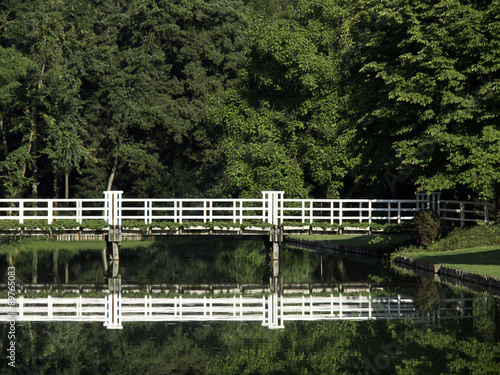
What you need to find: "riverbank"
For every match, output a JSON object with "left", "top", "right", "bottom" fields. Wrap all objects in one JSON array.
[
  {"left": 393, "top": 246, "right": 500, "bottom": 295},
  {"left": 286, "top": 229, "right": 500, "bottom": 296},
  {"left": 390, "top": 224, "right": 500, "bottom": 295}
]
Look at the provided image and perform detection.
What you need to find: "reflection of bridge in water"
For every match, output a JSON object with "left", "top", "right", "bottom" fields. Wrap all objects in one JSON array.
[
  {"left": 0, "top": 291, "right": 487, "bottom": 330},
  {"left": 0, "top": 281, "right": 488, "bottom": 330}
]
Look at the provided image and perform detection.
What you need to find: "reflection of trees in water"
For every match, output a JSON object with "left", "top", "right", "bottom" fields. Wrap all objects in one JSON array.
[
  {"left": 1, "top": 248, "right": 104, "bottom": 284},
  {"left": 0, "top": 239, "right": 271, "bottom": 284},
  {"left": 216, "top": 241, "right": 267, "bottom": 284},
  {"left": 8, "top": 316, "right": 500, "bottom": 374},
  {"left": 414, "top": 278, "right": 441, "bottom": 312},
  {"left": 280, "top": 247, "right": 312, "bottom": 283}
]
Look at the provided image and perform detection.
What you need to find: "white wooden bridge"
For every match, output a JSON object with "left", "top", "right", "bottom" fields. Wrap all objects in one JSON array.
[
  {"left": 0, "top": 191, "right": 491, "bottom": 230},
  {"left": 0, "top": 292, "right": 485, "bottom": 330}
]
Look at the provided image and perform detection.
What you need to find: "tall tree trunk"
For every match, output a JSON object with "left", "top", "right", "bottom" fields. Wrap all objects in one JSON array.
[
  {"left": 0, "top": 112, "right": 14, "bottom": 198},
  {"left": 495, "top": 181, "right": 500, "bottom": 224},
  {"left": 29, "top": 108, "right": 38, "bottom": 198},
  {"left": 0, "top": 112, "right": 10, "bottom": 163},
  {"left": 106, "top": 156, "right": 118, "bottom": 191},
  {"left": 53, "top": 174, "right": 59, "bottom": 198},
  {"left": 65, "top": 172, "right": 69, "bottom": 199},
  {"left": 31, "top": 131, "right": 38, "bottom": 198},
  {"left": 29, "top": 62, "right": 45, "bottom": 199}
]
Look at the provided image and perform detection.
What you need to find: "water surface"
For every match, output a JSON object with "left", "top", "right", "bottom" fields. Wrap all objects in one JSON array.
[{"left": 1, "top": 238, "right": 499, "bottom": 374}]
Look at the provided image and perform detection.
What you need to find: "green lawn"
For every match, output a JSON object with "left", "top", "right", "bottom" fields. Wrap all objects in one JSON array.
[
  {"left": 400, "top": 245, "right": 500, "bottom": 279},
  {"left": 289, "top": 234, "right": 412, "bottom": 254}
]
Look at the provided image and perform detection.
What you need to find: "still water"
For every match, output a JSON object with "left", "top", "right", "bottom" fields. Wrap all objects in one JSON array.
[{"left": 1, "top": 237, "right": 499, "bottom": 374}]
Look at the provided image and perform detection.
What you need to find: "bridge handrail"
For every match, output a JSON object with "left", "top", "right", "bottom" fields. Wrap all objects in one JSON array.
[{"left": 0, "top": 192, "right": 491, "bottom": 227}]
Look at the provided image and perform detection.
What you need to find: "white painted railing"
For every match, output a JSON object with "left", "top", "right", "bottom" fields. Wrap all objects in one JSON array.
[
  {"left": 0, "top": 198, "right": 105, "bottom": 224},
  {"left": 281, "top": 199, "right": 418, "bottom": 225},
  {"left": 0, "top": 293, "right": 483, "bottom": 329},
  {"left": 0, "top": 191, "right": 491, "bottom": 227}
]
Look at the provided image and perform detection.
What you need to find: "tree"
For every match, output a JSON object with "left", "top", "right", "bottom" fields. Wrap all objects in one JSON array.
[
  {"left": 344, "top": 0, "right": 500, "bottom": 207},
  {"left": 75, "top": 0, "right": 248, "bottom": 197},
  {"left": 0, "top": 46, "right": 35, "bottom": 198},
  {"left": 208, "top": 0, "right": 354, "bottom": 198},
  {"left": 0, "top": 0, "right": 90, "bottom": 198}
]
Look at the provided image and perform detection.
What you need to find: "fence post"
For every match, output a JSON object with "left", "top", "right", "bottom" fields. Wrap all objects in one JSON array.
[
  {"left": 179, "top": 201, "right": 183, "bottom": 224},
  {"left": 239, "top": 200, "right": 243, "bottom": 224},
  {"left": 301, "top": 200, "right": 305, "bottom": 223},
  {"left": 203, "top": 200, "right": 207, "bottom": 223},
  {"left": 143, "top": 200, "right": 147, "bottom": 224},
  {"left": 460, "top": 203, "right": 465, "bottom": 227},
  {"left": 233, "top": 200, "right": 236, "bottom": 223},
  {"left": 48, "top": 200, "right": 53, "bottom": 224},
  {"left": 310, "top": 200, "right": 313, "bottom": 224},
  {"left": 388, "top": 202, "right": 391, "bottom": 224},
  {"left": 398, "top": 201, "right": 401, "bottom": 224},
  {"left": 368, "top": 200, "right": 372, "bottom": 225},
  {"left": 76, "top": 200, "right": 82, "bottom": 224},
  {"left": 19, "top": 201, "right": 24, "bottom": 224}
]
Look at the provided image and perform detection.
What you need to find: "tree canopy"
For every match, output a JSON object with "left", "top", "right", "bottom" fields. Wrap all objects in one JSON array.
[{"left": 0, "top": 0, "right": 498, "bottom": 205}]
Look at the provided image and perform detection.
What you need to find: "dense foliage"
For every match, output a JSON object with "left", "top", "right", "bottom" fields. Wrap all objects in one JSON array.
[{"left": 1, "top": 0, "right": 499, "bottom": 205}]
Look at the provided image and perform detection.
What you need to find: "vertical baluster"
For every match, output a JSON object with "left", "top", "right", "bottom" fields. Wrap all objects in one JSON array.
[{"left": 19, "top": 201, "right": 24, "bottom": 224}]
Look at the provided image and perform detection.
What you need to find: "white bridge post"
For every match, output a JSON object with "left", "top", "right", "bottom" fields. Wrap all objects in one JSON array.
[
  {"left": 262, "top": 191, "right": 284, "bottom": 225},
  {"left": 104, "top": 191, "right": 123, "bottom": 227},
  {"left": 104, "top": 191, "right": 123, "bottom": 260}
]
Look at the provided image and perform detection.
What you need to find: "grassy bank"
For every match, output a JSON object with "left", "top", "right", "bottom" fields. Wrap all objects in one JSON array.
[
  {"left": 288, "top": 234, "right": 412, "bottom": 254},
  {"left": 395, "top": 224, "right": 500, "bottom": 279},
  {"left": 399, "top": 245, "right": 500, "bottom": 279}
]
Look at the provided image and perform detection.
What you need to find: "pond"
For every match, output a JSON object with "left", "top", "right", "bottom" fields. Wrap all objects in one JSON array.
[{"left": 1, "top": 237, "right": 499, "bottom": 374}]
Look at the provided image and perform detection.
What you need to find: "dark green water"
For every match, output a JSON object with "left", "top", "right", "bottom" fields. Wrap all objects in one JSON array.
[{"left": 1, "top": 238, "right": 499, "bottom": 374}]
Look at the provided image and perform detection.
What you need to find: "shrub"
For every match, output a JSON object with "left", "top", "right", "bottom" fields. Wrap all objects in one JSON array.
[
  {"left": 427, "top": 223, "right": 500, "bottom": 252},
  {"left": 412, "top": 210, "right": 443, "bottom": 247}
]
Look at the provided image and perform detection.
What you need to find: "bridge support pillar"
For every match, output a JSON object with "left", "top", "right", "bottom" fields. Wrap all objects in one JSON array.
[
  {"left": 268, "top": 227, "right": 283, "bottom": 260},
  {"left": 267, "top": 226, "right": 283, "bottom": 294},
  {"left": 105, "top": 228, "right": 121, "bottom": 260}
]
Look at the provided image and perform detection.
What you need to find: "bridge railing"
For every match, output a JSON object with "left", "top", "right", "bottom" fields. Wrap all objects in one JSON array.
[
  {"left": 120, "top": 198, "right": 266, "bottom": 225},
  {"left": 0, "top": 198, "right": 105, "bottom": 224},
  {"left": 0, "top": 191, "right": 491, "bottom": 227},
  {"left": 280, "top": 199, "right": 418, "bottom": 225}
]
